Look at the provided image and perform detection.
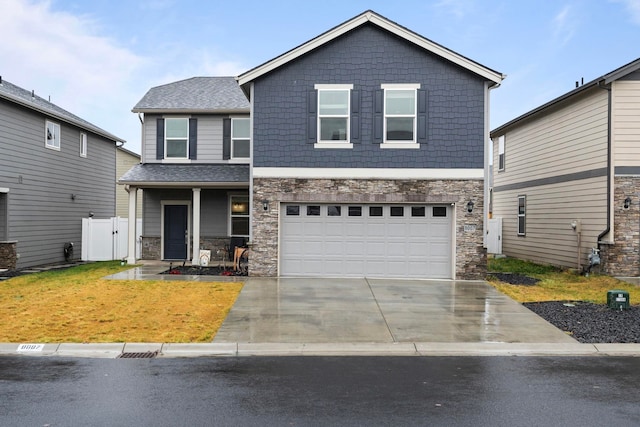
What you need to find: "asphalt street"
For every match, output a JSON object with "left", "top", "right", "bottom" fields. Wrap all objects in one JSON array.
[{"left": 1, "top": 356, "right": 639, "bottom": 426}]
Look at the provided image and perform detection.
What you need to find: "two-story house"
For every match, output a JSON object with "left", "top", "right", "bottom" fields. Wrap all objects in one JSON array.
[
  {"left": 119, "top": 77, "right": 250, "bottom": 264},
  {"left": 490, "top": 58, "right": 640, "bottom": 276},
  {"left": 0, "top": 77, "right": 123, "bottom": 269},
  {"left": 121, "top": 10, "right": 504, "bottom": 279}
]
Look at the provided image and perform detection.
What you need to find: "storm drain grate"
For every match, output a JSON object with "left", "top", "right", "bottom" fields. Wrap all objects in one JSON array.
[{"left": 117, "top": 350, "right": 159, "bottom": 359}]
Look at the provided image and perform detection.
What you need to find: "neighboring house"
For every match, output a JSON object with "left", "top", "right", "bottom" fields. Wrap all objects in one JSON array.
[
  {"left": 121, "top": 10, "right": 503, "bottom": 279},
  {"left": 116, "top": 146, "right": 142, "bottom": 219},
  {"left": 119, "top": 77, "right": 250, "bottom": 263},
  {"left": 490, "top": 58, "right": 640, "bottom": 276},
  {"left": 0, "top": 77, "right": 124, "bottom": 269}
]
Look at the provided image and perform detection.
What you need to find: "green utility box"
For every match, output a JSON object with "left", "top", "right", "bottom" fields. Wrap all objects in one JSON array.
[{"left": 607, "top": 290, "right": 630, "bottom": 310}]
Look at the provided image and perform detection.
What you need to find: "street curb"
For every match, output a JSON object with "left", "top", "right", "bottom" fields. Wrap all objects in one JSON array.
[{"left": 1, "top": 342, "right": 640, "bottom": 358}]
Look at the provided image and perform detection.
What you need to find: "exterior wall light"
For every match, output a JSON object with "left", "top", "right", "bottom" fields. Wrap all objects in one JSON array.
[
  {"left": 467, "top": 200, "right": 474, "bottom": 213},
  {"left": 262, "top": 200, "right": 269, "bottom": 211},
  {"left": 624, "top": 197, "right": 631, "bottom": 209}
]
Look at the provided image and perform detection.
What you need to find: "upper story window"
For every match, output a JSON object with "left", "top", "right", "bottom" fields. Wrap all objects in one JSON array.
[
  {"left": 317, "top": 85, "right": 351, "bottom": 142},
  {"left": 165, "top": 118, "right": 189, "bottom": 158},
  {"left": 45, "top": 120, "right": 61, "bottom": 150},
  {"left": 309, "top": 84, "right": 357, "bottom": 148},
  {"left": 383, "top": 84, "right": 419, "bottom": 143},
  {"left": 80, "top": 133, "right": 87, "bottom": 157},
  {"left": 498, "top": 135, "right": 505, "bottom": 171},
  {"left": 375, "top": 84, "right": 425, "bottom": 148},
  {"left": 156, "top": 117, "right": 197, "bottom": 161},
  {"left": 231, "top": 118, "right": 250, "bottom": 158}
]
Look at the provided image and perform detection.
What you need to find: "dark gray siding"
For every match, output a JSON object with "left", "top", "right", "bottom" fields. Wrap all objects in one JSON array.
[
  {"left": 253, "top": 24, "right": 487, "bottom": 168},
  {"left": 142, "top": 188, "right": 239, "bottom": 237},
  {"left": 0, "top": 99, "right": 116, "bottom": 268}
]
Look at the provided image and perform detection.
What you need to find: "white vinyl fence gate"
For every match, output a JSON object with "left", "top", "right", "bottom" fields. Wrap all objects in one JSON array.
[
  {"left": 81, "top": 217, "right": 142, "bottom": 261},
  {"left": 486, "top": 217, "right": 503, "bottom": 255}
]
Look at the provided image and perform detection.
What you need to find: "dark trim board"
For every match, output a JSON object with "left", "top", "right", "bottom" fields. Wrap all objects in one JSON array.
[{"left": 493, "top": 168, "right": 608, "bottom": 193}]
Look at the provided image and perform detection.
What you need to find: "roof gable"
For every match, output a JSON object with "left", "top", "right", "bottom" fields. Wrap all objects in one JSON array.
[
  {"left": 0, "top": 78, "right": 123, "bottom": 142},
  {"left": 491, "top": 57, "right": 640, "bottom": 136},
  {"left": 237, "top": 10, "right": 504, "bottom": 90},
  {"left": 132, "top": 76, "right": 250, "bottom": 113}
]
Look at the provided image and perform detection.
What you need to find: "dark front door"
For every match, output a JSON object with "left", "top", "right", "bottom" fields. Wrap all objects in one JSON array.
[{"left": 164, "top": 204, "right": 188, "bottom": 260}]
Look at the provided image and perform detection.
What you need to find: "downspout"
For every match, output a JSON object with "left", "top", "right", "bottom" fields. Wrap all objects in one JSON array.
[
  {"left": 597, "top": 81, "right": 612, "bottom": 248},
  {"left": 483, "top": 81, "right": 501, "bottom": 247}
]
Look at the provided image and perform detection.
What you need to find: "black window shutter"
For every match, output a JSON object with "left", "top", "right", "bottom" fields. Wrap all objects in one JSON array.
[
  {"left": 188, "top": 118, "right": 197, "bottom": 160},
  {"left": 308, "top": 90, "right": 317, "bottom": 143},
  {"left": 417, "top": 89, "right": 428, "bottom": 144},
  {"left": 350, "top": 90, "right": 360, "bottom": 143},
  {"left": 222, "top": 118, "right": 231, "bottom": 160},
  {"left": 373, "top": 90, "right": 384, "bottom": 143},
  {"left": 156, "top": 118, "right": 164, "bottom": 160}
]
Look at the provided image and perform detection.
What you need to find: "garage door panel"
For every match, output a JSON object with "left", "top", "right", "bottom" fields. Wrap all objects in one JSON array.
[{"left": 281, "top": 204, "right": 452, "bottom": 278}]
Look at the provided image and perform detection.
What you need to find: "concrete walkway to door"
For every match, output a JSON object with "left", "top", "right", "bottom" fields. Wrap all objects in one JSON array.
[{"left": 213, "top": 277, "right": 576, "bottom": 344}]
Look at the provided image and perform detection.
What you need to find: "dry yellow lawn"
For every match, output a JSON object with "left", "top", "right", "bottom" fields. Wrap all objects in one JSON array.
[
  {"left": 0, "top": 262, "right": 243, "bottom": 343},
  {"left": 487, "top": 257, "right": 638, "bottom": 304}
]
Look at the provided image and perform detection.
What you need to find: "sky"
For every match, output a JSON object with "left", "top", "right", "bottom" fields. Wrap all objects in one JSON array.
[{"left": 1, "top": 0, "right": 639, "bottom": 155}]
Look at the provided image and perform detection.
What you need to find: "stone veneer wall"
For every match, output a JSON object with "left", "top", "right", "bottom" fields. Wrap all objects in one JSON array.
[
  {"left": 600, "top": 177, "right": 640, "bottom": 276},
  {"left": 252, "top": 178, "right": 486, "bottom": 279},
  {"left": 0, "top": 241, "right": 18, "bottom": 269},
  {"left": 140, "top": 236, "right": 231, "bottom": 262}
]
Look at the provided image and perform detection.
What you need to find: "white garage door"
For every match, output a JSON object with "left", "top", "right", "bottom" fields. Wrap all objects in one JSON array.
[{"left": 280, "top": 204, "right": 453, "bottom": 278}]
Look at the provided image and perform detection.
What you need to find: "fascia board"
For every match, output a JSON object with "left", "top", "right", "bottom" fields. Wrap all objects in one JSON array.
[
  {"left": 131, "top": 108, "right": 250, "bottom": 114},
  {"left": 117, "top": 181, "right": 249, "bottom": 188}
]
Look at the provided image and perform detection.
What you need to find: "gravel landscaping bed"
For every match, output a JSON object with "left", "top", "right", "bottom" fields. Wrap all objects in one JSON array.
[{"left": 524, "top": 301, "right": 640, "bottom": 343}]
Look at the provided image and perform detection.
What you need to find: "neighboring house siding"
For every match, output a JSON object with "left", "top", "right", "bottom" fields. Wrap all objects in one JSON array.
[
  {"left": 613, "top": 80, "right": 640, "bottom": 169},
  {"left": 253, "top": 24, "right": 486, "bottom": 169},
  {"left": 0, "top": 99, "right": 116, "bottom": 268},
  {"left": 492, "top": 87, "right": 609, "bottom": 270},
  {"left": 116, "top": 149, "right": 142, "bottom": 218},
  {"left": 143, "top": 114, "right": 245, "bottom": 163}
]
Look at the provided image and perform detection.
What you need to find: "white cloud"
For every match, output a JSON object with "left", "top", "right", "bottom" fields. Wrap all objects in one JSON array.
[
  {"left": 552, "top": 5, "right": 577, "bottom": 47},
  {"left": 433, "top": 0, "right": 475, "bottom": 19},
  {"left": 0, "top": 0, "right": 146, "bottom": 150}
]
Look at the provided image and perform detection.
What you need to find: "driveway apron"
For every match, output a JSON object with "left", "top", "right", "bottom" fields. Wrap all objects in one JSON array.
[{"left": 213, "top": 277, "right": 576, "bottom": 344}]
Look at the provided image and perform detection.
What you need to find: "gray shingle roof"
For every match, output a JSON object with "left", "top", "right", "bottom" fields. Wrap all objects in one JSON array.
[
  {"left": 132, "top": 77, "right": 250, "bottom": 113},
  {"left": 119, "top": 163, "right": 249, "bottom": 185},
  {"left": 0, "top": 78, "right": 124, "bottom": 142}
]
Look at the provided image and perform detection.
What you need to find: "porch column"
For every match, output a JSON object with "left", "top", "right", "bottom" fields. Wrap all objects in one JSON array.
[
  {"left": 192, "top": 188, "right": 201, "bottom": 265},
  {"left": 126, "top": 185, "right": 137, "bottom": 265}
]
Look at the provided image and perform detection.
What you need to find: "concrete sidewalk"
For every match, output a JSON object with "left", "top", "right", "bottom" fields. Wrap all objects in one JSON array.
[{"left": 2, "top": 263, "right": 639, "bottom": 358}]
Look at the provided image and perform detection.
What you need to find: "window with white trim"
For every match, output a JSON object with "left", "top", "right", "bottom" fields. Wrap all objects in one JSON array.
[
  {"left": 383, "top": 84, "right": 418, "bottom": 143},
  {"left": 80, "top": 133, "right": 87, "bottom": 157},
  {"left": 231, "top": 118, "right": 250, "bottom": 158},
  {"left": 518, "top": 195, "right": 526, "bottom": 236},
  {"left": 165, "top": 118, "right": 189, "bottom": 158},
  {"left": 314, "top": 84, "right": 352, "bottom": 144},
  {"left": 230, "top": 195, "right": 249, "bottom": 236},
  {"left": 45, "top": 121, "right": 60, "bottom": 150},
  {"left": 498, "top": 135, "right": 505, "bottom": 171}
]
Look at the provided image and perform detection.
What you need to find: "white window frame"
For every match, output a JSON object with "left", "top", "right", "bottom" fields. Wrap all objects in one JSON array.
[
  {"left": 314, "top": 84, "right": 353, "bottom": 149},
  {"left": 381, "top": 83, "right": 419, "bottom": 148},
  {"left": 45, "top": 120, "right": 61, "bottom": 151},
  {"left": 498, "top": 135, "right": 505, "bottom": 171},
  {"left": 164, "top": 117, "right": 189, "bottom": 160},
  {"left": 229, "top": 194, "right": 250, "bottom": 237},
  {"left": 518, "top": 195, "right": 526, "bottom": 236},
  {"left": 80, "top": 133, "right": 87, "bottom": 157},
  {"left": 231, "top": 118, "right": 250, "bottom": 159}
]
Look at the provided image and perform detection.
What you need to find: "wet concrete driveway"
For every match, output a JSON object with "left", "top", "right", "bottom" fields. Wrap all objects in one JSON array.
[{"left": 213, "top": 278, "right": 576, "bottom": 344}]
